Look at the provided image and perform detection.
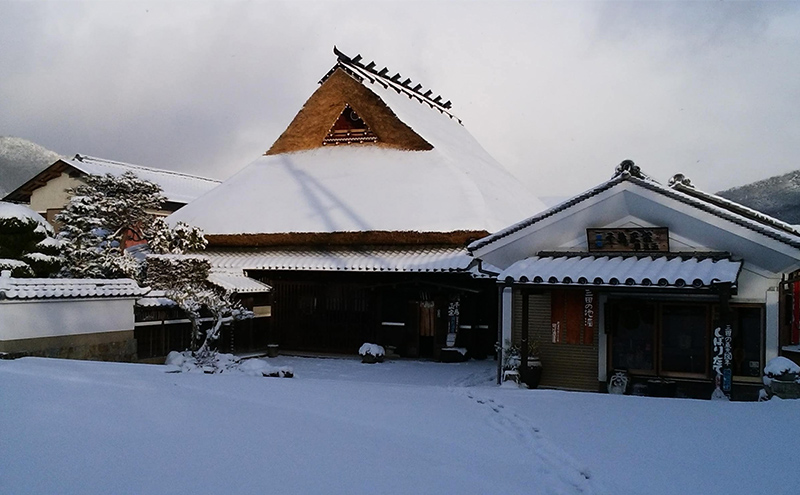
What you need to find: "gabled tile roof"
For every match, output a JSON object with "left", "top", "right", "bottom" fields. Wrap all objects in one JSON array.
[
  {"left": 469, "top": 161, "right": 800, "bottom": 252},
  {"left": 3, "top": 154, "right": 221, "bottom": 206}
]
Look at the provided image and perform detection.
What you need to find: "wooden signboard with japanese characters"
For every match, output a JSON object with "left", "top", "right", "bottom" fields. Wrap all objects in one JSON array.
[{"left": 587, "top": 227, "right": 669, "bottom": 253}]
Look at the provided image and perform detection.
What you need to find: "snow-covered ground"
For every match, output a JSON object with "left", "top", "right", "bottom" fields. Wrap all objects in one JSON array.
[{"left": 1, "top": 356, "right": 798, "bottom": 495}]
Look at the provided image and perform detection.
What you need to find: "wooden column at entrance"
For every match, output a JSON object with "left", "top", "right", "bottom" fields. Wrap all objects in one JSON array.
[{"left": 520, "top": 288, "right": 529, "bottom": 372}]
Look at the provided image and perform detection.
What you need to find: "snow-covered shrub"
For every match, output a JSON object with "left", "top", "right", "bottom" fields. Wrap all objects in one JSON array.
[
  {"left": 762, "top": 356, "right": 800, "bottom": 400},
  {"left": 359, "top": 343, "right": 385, "bottom": 363},
  {"left": 165, "top": 350, "right": 292, "bottom": 377},
  {"left": 764, "top": 356, "right": 800, "bottom": 381},
  {"left": 0, "top": 201, "right": 61, "bottom": 277}
]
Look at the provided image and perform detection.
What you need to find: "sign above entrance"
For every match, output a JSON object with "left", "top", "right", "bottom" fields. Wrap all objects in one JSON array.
[{"left": 587, "top": 227, "right": 669, "bottom": 253}]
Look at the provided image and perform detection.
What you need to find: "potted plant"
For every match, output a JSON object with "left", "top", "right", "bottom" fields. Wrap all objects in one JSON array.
[
  {"left": 359, "top": 343, "right": 385, "bottom": 364},
  {"left": 521, "top": 340, "right": 543, "bottom": 389}
]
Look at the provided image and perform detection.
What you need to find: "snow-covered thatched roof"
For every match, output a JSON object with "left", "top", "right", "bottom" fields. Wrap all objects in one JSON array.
[
  {"left": 3, "top": 154, "right": 221, "bottom": 207},
  {"left": 169, "top": 48, "right": 545, "bottom": 240}
]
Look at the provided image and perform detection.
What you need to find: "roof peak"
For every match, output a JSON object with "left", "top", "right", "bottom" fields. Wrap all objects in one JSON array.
[{"left": 320, "top": 46, "right": 462, "bottom": 124}]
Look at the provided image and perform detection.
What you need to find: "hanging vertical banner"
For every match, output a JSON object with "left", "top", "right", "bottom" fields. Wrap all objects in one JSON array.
[
  {"left": 448, "top": 299, "right": 460, "bottom": 335},
  {"left": 583, "top": 289, "right": 595, "bottom": 344},
  {"left": 712, "top": 325, "right": 733, "bottom": 395}
]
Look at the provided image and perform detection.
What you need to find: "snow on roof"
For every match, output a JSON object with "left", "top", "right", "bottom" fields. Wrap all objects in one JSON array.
[
  {"left": 203, "top": 246, "right": 477, "bottom": 273},
  {"left": 63, "top": 155, "right": 221, "bottom": 205},
  {"left": 207, "top": 269, "right": 272, "bottom": 293},
  {"left": 470, "top": 163, "right": 800, "bottom": 252},
  {"left": 499, "top": 254, "right": 742, "bottom": 289},
  {"left": 169, "top": 50, "right": 545, "bottom": 235},
  {"left": 0, "top": 271, "right": 145, "bottom": 299},
  {"left": 135, "top": 289, "right": 177, "bottom": 308},
  {"left": 0, "top": 201, "right": 53, "bottom": 234}
]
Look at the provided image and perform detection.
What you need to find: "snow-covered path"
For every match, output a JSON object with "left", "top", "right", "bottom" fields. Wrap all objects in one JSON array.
[{"left": 1, "top": 356, "right": 798, "bottom": 495}]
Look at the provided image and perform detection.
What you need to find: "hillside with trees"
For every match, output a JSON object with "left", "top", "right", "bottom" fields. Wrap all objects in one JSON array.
[
  {"left": 717, "top": 170, "right": 800, "bottom": 225},
  {"left": 0, "top": 136, "right": 62, "bottom": 197}
]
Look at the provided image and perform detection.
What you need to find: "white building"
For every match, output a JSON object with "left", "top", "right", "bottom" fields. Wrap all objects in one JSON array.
[{"left": 470, "top": 161, "right": 800, "bottom": 399}]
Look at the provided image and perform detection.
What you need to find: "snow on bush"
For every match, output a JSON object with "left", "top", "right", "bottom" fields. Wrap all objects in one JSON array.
[
  {"left": 359, "top": 343, "right": 385, "bottom": 357},
  {"left": 0, "top": 201, "right": 60, "bottom": 277},
  {"left": 165, "top": 351, "right": 293, "bottom": 377},
  {"left": 764, "top": 356, "right": 800, "bottom": 379}
]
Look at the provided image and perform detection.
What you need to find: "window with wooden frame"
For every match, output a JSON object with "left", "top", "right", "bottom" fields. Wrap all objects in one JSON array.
[
  {"left": 607, "top": 300, "right": 764, "bottom": 380},
  {"left": 550, "top": 289, "right": 596, "bottom": 345}
]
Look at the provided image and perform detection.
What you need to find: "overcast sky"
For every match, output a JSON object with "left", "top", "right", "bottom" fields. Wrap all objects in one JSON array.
[{"left": 2, "top": 0, "right": 799, "bottom": 199}]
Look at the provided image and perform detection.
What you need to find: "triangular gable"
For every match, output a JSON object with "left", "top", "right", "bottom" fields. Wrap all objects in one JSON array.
[
  {"left": 470, "top": 161, "right": 800, "bottom": 274},
  {"left": 2, "top": 159, "right": 82, "bottom": 203},
  {"left": 266, "top": 59, "right": 433, "bottom": 154}
]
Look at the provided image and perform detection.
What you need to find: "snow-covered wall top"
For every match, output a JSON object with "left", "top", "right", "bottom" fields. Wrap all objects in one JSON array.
[
  {"left": 0, "top": 272, "right": 145, "bottom": 299},
  {"left": 169, "top": 52, "right": 545, "bottom": 236}
]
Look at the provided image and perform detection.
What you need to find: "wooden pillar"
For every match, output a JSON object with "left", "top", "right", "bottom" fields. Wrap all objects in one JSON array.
[{"left": 520, "top": 288, "right": 529, "bottom": 371}]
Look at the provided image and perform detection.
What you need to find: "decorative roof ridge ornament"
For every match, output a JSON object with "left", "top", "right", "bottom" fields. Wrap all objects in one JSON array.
[
  {"left": 668, "top": 173, "right": 694, "bottom": 189},
  {"left": 328, "top": 46, "right": 462, "bottom": 124},
  {"left": 613, "top": 159, "right": 645, "bottom": 179}
]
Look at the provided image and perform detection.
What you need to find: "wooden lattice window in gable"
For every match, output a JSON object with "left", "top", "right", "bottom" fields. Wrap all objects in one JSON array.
[{"left": 323, "top": 104, "right": 378, "bottom": 146}]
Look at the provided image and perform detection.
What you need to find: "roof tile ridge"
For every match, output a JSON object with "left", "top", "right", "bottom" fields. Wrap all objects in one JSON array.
[
  {"left": 72, "top": 154, "right": 221, "bottom": 184},
  {"left": 632, "top": 175, "right": 800, "bottom": 247},
  {"left": 669, "top": 179, "right": 800, "bottom": 236},
  {"left": 328, "top": 46, "right": 462, "bottom": 125},
  {"left": 468, "top": 174, "right": 629, "bottom": 252}
]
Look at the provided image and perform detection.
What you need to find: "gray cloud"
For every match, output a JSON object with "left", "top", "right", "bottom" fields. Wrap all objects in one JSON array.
[{"left": 2, "top": 0, "right": 799, "bottom": 200}]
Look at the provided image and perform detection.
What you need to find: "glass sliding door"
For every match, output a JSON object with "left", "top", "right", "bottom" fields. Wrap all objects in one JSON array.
[
  {"left": 610, "top": 301, "right": 656, "bottom": 373},
  {"left": 660, "top": 304, "right": 709, "bottom": 376}
]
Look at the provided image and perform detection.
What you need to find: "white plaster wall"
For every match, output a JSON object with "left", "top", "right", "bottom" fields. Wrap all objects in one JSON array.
[
  {"left": 29, "top": 173, "right": 83, "bottom": 214},
  {"left": 0, "top": 298, "right": 135, "bottom": 340}
]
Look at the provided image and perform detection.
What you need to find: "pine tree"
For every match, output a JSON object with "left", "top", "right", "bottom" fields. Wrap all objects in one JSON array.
[
  {"left": 144, "top": 254, "right": 252, "bottom": 368},
  {"left": 56, "top": 172, "right": 168, "bottom": 278},
  {"left": 56, "top": 171, "right": 250, "bottom": 368},
  {"left": 0, "top": 201, "right": 61, "bottom": 277}
]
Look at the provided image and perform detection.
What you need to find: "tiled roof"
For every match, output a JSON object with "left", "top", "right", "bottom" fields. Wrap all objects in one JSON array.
[
  {"left": 0, "top": 272, "right": 145, "bottom": 299},
  {"left": 203, "top": 247, "right": 476, "bottom": 273},
  {"left": 499, "top": 254, "right": 742, "bottom": 289},
  {"left": 136, "top": 290, "right": 177, "bottom": 308},
  {"left": 469, "top": 162, "right": 800, "bottom": 252},
  {"left": 207, "top": 269, "right": 272, "bottom": 293},
  {"left": 65, "top": 154, "right": 220, "bottom": 205}
]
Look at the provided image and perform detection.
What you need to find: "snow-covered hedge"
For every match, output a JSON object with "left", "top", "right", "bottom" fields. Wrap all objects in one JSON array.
[{"left": 165, "top": 351, "right": 293, "bottom": 377}]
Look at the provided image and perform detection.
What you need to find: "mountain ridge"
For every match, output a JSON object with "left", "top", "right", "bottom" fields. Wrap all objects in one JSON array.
[{"left": 0, "top": 136, "right": 63, "bottom": 198}]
